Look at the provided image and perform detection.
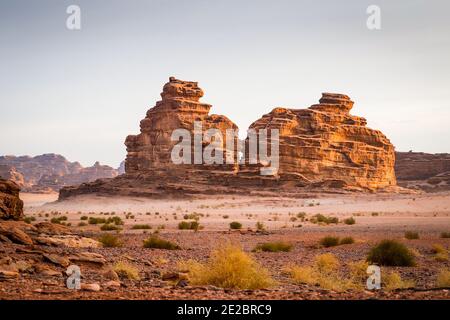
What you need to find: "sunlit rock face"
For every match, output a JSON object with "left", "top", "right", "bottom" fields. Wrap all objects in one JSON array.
[
  {"left": 59, "top": 80, "right": 398, "bottom": 199},
  {"left": 124, "top": 77, "right": 238, "bottom": 176},
  {"left": 247, "top": 93, "right": 397, "bottom": 190}
]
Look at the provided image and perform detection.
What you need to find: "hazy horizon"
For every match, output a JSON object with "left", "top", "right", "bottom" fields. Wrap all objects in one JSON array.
[{"left": 1, "top": 0, "right": 450, "bottom": 167}]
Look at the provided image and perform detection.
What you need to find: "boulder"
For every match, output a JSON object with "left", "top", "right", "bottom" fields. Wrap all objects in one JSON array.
[{"left": 0, "top": 178, "right": 24, "bottom": 220}]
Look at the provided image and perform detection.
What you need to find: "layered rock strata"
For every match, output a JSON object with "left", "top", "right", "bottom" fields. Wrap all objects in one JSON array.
[
  {"left": 0, "top": 178, "right": 24, "bottom": 220},
  {"left": 59, "top": 78, "right": 398, "bottom": 199}
]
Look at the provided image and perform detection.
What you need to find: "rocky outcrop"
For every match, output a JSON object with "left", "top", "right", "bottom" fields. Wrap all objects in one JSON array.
[
  {"left": 0, "top": 165, "right": 25, "bottom": 188},
  {"left": 0, "top": 154, "right": 119, "bottom": 192},
  {"left": 59, "top": 78, "right": 398, "bottom": 200},
  {"left": 0, "top": 178, "right": 24, "bottom": 220},
  {"left": 395, "top": 151, "right": 450, "bottom": 191},
  {"left": 125, "top": 77, "right": 237, "bottom": 176},
  {"left": 243, "top": 93, "right": 396, "bottom": 190}
]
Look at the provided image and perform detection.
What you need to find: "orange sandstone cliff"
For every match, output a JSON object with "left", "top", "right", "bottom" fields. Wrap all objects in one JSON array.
[{"left": 59, "top": 78, "right": 397, "bottom": 199}]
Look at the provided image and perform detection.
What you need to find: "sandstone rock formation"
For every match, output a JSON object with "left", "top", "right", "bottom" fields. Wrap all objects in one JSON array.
[
  {"left": 59, "top": 78, "right": 398, "bottom": 199},
  {"left": 243, "top": 93, "right": 397, "bottom": 190},
  {"left": 125, "top": 77, "right": 238, "bottom": 176},
  {"left": 0, "top": 154, "right": 119, "bottom": 192},
  {"left": 395, "top": 151, "right": 450, "bottom": 191},
  {"left": 0, "top": 178, "right": 24, "bottom": 220}
]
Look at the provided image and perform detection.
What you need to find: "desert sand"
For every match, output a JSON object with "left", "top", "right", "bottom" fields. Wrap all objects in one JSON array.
[{"left": 0, "top": 191, "right": 448, "bottom": 300}]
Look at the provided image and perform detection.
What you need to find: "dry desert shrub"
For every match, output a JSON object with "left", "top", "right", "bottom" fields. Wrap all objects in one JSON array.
[
  {"left": 404, "top": 231, "right": 420, "bottom": 240},
  {"left": 113, "top": 261, "right": 140, "bottom": 280},
  {"left": 179, "top": 244, "right": 275, "bottom": 290},
  {"left": 253, "top": 241, "right": 292, "bottom": 252},
  {"left": 131, "top": 224, "right": 152, "bottom": 230},
  {"left": 287, "top": 253, "right": 361, "bottom": 291},
  {"left": 441, "top": 232, "right": 450, "bottom": 239},
  {"left": 98, "top": 233, "right": 122, "bottom": 247},
  {"left": 143, "top": 236, "right": 180, "bottom": 250},
  {"left": 431, "top": 244, "right": 449, "bottom": 261},
  {"left": 382, "top": 271, "right": 415, "bottom": 291},
  {"left": 436, "top": 269, "right": 450, "bottom": 288},
  {"left": 319, "top": 236, "right": 340, "bottom": 248},
  {"left": 343, "top": 217, "right": 356, "bottom": 225}
]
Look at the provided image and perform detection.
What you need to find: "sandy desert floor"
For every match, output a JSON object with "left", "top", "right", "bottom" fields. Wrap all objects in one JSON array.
[{"left": 1, "top": 191, "right": 449, "bottom": 300}]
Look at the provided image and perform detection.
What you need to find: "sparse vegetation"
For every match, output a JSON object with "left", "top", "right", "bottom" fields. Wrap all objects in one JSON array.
[
  {"left": 319, "top": 236, "right": 340, "bottom": 248},
  {"left": 180, "top": 244, "right": 274, "bottom": 289},
  {"left": 77, "top": 222, "right": 87, "bottom": 227},
  {"left": 382, "top": 271, "right": 415, "bottom": 291},
  {"left": 113, "top": 261, "right": 140, "bottom": 280},
  {"left": 131, "top": 224, "right": 152, "bottom": 230},
  {"left": 339, "top": 237, "right": 355, "bottom": 245},
  {"left": 441, "top": 232, "right": 450, "bottom": 239},
  {"left": 432, "top": 244, "right": 449, "bottom": 261},
  {"left": 343, "top": 217, "right": 356, "bottom": 225},
  {"left": 100, "top": 223, "right": 121, "bottom": 231},
  {"left": 80, "top": 216, "right": 88, "bottom": 221},
  {"left": 23, "top": 216, "right": 36, "bottom": 224},
  {"left": 222, "top": 215, "right": 229, "bottom": 219},
  {"left": 310, "top": 214, "right": 338, "bottom": 225},
  {"left": 143, "top": 236, "right": 180, "bottom": 250},
  {"left": 436, "top": 269, "right": 450, "bottom": 288},
  {"left": 88, "top": 217, "right": 106, "bottom": 225},
  {"left": 405, "top": 231, "right": 420, "bottom": 240},
  {"left": 99, "top": 233, "right": 122, "bottom": 247},
  {"left": 50, "top": 216, "right": 68, "bottom": 224},
  {"left": 255, "top": 221, "right": 265, "bottom": 231},
  {"left": 178, "top": 221, "right": 200, "bottom": 231},
  {"left": 229, "top": 221, "right": 242, "bottom": 230},
  {"left": 253, "top": 241, "right": 292, "bottom": 252},
  {"left": 287, "top": 253, "right": 360, "bottom": 291},
  {"left": 367, "top": 240, "right": 415, "bottom": 266}
]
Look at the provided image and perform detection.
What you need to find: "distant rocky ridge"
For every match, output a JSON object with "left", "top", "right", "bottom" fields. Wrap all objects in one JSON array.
[
  {"left": 59, "top": 77, "right": 399, "bottom": 200},
  {"left": 395, "top": 151, "right": 450, "bottom": 192},
  {"left": 0, "top": 154, "right": 120, "bottom": 193}
]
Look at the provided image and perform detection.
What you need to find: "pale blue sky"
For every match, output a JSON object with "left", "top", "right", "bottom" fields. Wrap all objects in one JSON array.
[{"left": 1, "top": 0, "right": 449, "bottom": 167}]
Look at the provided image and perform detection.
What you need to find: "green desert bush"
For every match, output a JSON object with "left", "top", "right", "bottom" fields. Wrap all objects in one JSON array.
[
  {"left": 99, "top": 233, "right": 122, "bottom": 247},
  {"left": 343, "top": 217, "right": 356, "bottom": 225},
  {"left": 405, "top": 231, "right": 420, "bottom": 240},
  {"left": 180, "top": 244, "right": 274, "bottom": 289},
  {"left": 367, "top": 240, "right": 415, "bottom": 266},
  {"left": 106, "top": 216, "right": 124, "bottom": 225},
  {"left": 88, "top": 217, "right": 106, "bottom": 225},
  {"left": 253, "top": 241, "right": 292, "bottom": 252},
  {"left": 339, "top": 237, "right": 355, "bottom": 245},
  {"left": 143, "top": 236, "right": 180, "bottom": 250},
  {"left": 23, "top": 216, "right": 36, "bottom": 224},
  {"left": 440, "top": 232, "right": 450, "bottom": 239},
  {"left": 131, "top": 224, "right": 152, "bottom": 230},
  {"left": 311, "top": 214, "right": 338, "bottom": 225},
  {"left": 229, "top": 221, "right": 242, "bottom": 230},
  {"left": 50, "top": 216, "right": 68, "bottom": 224},
  {"left": 178, "top": 221, "right": 200, "bottom": 231},
  {"left": 100, "top": 223, "right": 121, "bottom": 231},
  {"left": 319, "top": 236, "right": 340, "bottom": 248}
]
